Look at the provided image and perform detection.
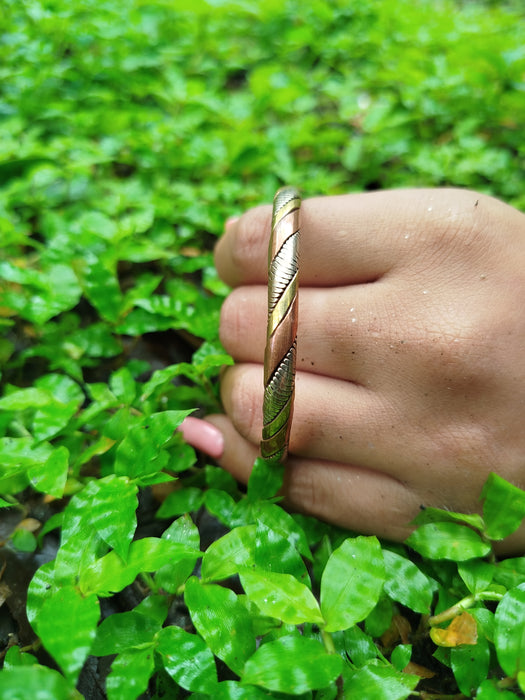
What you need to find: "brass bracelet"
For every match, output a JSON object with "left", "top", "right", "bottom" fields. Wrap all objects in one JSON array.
[{"left": 261, "top": 186, "right": 301, "bottom": 462}]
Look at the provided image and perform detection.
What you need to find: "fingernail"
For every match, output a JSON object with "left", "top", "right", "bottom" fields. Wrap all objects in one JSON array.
[
  {"left": 178, "top": 417, "right": 224, "bottom": 459},
  {"left": 225, "top": 215, "right": 240, "bottom": 231}
]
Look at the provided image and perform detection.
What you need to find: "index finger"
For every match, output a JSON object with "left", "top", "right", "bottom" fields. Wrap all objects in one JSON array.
[{"left": 214, "top": 188, "right": 478, "bottom": 288}]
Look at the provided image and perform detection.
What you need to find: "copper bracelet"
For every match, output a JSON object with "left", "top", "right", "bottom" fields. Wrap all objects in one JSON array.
[{"left": 261, "top": 186, "right": 301, "bottom": 462}]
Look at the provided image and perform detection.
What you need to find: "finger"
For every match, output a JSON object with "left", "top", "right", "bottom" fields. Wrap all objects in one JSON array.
[
  {"left": 214, "top": 188, "right": 474, "bottom": 288},
  {"left": 204, "top": 413, "right": 260, "bottom": 482},
  {"left": 282, "top": 458, "right": 419, "bottom": 541},
  {"left": 204, "top": 413, "right": 525, "bottom": 552},
  {"left": 204, "top": 413, "right": 418, "bottom": 541},
  {"left": 219, "top": 282, "right": 396, "bottom": 385},
  {"left": 178, "top": 417, "right": 224, "bottom": 459},
  {"left": 219, "top": 363, "right": 424, "bottom": 479}
]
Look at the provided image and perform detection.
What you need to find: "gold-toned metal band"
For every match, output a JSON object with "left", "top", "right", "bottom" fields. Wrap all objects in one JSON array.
[{"left": 261, "top": 186, "right": 301, "bottom": 462}]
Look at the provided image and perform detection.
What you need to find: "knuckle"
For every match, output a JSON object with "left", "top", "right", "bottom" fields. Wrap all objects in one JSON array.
[
  {"left": 284, "top": 463, "right": 320, "bottom": 513},
  {"left": 410, "top": 190, "right": 494, "bottom": 268},
  {"left": 219, "top": 288, "right": 266, "bottom": 359},
  {"left": 230, "top": 205, "right": 272, "bottom": 278},
  {"left": 219, "top": 292, "right": 244, "bottom": 352},
  {"left": 222, "top": 365, "right": 262, "bottom": 442}
]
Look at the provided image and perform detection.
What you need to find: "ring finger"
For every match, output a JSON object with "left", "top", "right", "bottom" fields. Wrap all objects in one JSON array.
[{"left": 220, "top": 363, "right": 424, "bottom": 479}]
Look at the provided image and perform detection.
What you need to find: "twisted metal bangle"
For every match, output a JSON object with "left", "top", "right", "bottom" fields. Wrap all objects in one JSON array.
[{"left": 261, "top": 186, "right": 301, "bottom": 462}]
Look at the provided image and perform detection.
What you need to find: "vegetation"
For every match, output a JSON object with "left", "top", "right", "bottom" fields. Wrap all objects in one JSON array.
[{"left": 1, "top": 0, "right": 524, "bottom": 698}]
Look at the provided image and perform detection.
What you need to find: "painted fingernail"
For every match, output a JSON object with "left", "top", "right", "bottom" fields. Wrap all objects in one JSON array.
[
  {"left": 225, "top": 215, "right": 240, "bottom": 231},
  {"left": 178, "top": 417, "right": 224, "bottom": 459}
]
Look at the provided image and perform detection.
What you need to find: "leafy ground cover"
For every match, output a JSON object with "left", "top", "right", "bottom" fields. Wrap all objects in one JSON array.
[{"left": 1, "top": 0, "right": 525, "bottom": 698}]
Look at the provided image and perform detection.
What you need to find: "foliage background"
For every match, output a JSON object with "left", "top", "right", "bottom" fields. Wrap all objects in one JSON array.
[{"left": 1, "top": 0, "right": 525, "bottom": 699}]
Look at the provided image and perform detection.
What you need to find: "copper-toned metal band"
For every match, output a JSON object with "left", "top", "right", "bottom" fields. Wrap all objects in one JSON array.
[{"left": 261, "top": 186, "right": 301, "bottom": 462}]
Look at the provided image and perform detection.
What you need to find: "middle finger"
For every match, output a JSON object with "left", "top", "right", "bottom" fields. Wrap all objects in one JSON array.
[{"left": 219, "top": 282, "right": 400, "bottom": 386}]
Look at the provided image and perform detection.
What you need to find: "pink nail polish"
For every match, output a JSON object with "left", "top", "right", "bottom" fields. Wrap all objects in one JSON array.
[
  {"left": 178, "top": 417, "right": 224, "bottom": 459},
  {"left": 224, "top": 215, "right": 240, "bottom": 231}
]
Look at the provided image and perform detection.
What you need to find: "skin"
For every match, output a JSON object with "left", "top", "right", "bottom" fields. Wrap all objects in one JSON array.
[{"left": 203, "top": 188, "right": 525, "bottom": 552}]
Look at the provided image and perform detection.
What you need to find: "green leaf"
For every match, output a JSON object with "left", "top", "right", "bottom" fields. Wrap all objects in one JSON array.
[
  {"left": 472, "top": 607, "right": 495, "bottom": 643},
  {"left": 155, "top": 514, "right": 201, "bottom": 592},
  {"left": 406, "top": 522, "right": 491, "bottom": 561},
  {"left": 184, "top": 577, "right": 256, "bottom": 674},
  {"left": 3, "top": 646, "right": 38, "bottom": 668},
  {"left": 106, "top": 647, "right": 156, "bottom": 700},
  {"left": 343, "top": 662, "right": 418, "bottom": 700},
  {"left": 391, "top": 644, "right": 412, "bottom": 672},
  {"left": 410, "top": 506, "right": 485, "bottom": 532},
  {"left": 382, "top": 549, "right": 436, "bottom": 613},
  {"left": 36, "top": 373, "right": 84, "bottom": 405},
  {"left": 493, "top": 557, "right": 525, "bottom": 590},
  {"left": 201, "top": 524, "right": 256, "bottom": 582},
  {"left": 343, "top": 625, "right": 380, "bottom": 667},
  {"left": 28, "top": 446, "right": 69, "bottom": 497},
  {"left": 457, "top": 559, "right": 495, "bottom": 595},
  {"left": 476, "top": 679, "right": 521, "bottom": 699},
  {"left": 254, "top": 506, "right": 310, "bottom": 585},
  {"left": 320, "top": 536, "right": 385, "bottom": 632},
  {"left": 241, "top": 635, "right": 342, "bottom": 694},
  {"left": 92, "top": 611, "right": 158, "bottom": 656},
  {"left": 54, "top": 499, "right": 111, "bottom": 583},
  {"left": 254, "top": 501, "right": 312, "bottom": 561},
  {"left": 0, "top": 387, "right": 55, "bottom": 409},
  {"left": 67, "top": 475, "right": 138, "bottom": 560},
  {"left": 32, "top": 403, "right": 79, "bottom": 441},
  {"left": 157, "top": 625, "right": 218, "bottom": 694},
  {"left": 156, "top": 486, "right": 204, "bottom": 518},
  {"left": 192, "top": 340, "right": 233, "bottom": 373},
  {"left": 79, "top": 538, "right": 200, "bottom": 596},
  {"left": 494, "top": 583, "right": 525, "bottom": 677},
  {"left": 519, "top": 671, "right": 525, "bottom": 695},
  {"left": 197, "top": 681, "right": 271, "bottom": 699},
  {"left": 114, "top": 410, "right": 194, "bottom": 480},
  {"left": 0, "top": 666, "right": 79, "bottom": 700},
  {"left": 451, "top": 633, "right": 490, "bottom": 697},
  {"left": 167, "top": 440, "right": 198, "bottom": 474},
  {"left": 81, "top": 256, "right": 124, "bottom": 323},
  {"left": 0, "top": 437, "right": 54, "bottom": 495},
  {"left": 10, "top": 528, "right": 37, "bottom": 552},
  {"left": 36, "top": 585, "right": 100, "bottom": 682},
  {"left": 92, "top": 596, "right": 168, "bottom": 656},
  {"left": 204, "top": 488, "right": 238, "bottom": 526},
  {"left": 364, "top": 596, "right": 393, "bottom": 638},
  {"left": 162, "top": 512, "right": 200, "bottom": 549},
  {"left": 239, "top": 568, "right": 324, "bottom": 625},
  {"left": 247, "top": 457, "right": 284, "bottom": 501},
  {"left": 109, "top": 366, "right": 137, "bottom": 403},
  {"left": 482, "top": 473, "right": 525, "bottom": 540},
  {"left": 139, "top": 363, "right": 187, "bottom": 401},
  {"left": 23, "top": 263, "right": 82, "bottom": 324},
  {"left": 26, "top": 561, "right": 57, "bottom": 627}
]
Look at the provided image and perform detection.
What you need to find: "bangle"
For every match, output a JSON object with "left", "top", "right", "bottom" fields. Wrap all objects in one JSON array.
[{"left": 261, "top": 186, "right": 301, "bottom": 462}]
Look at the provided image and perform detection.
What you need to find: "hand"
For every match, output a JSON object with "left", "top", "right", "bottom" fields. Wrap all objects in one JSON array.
[{"left": 200, "top": 188, "right": 525, "bottom": 551}]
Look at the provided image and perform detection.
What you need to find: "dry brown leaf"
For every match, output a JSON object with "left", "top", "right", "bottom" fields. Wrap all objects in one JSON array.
[
  {"left": 381, "top": 614, "right": 412, "bottom": 647},
  {"left": 403, "top": 660, "right": 436, "bottom": 679},
  {"left": 15, "top": 518, "right": 41, "bottom": 533}
]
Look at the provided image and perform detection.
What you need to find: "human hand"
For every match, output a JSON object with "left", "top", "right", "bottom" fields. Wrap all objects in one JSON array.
[{"left": 199, "top": 189, "right": 525, "bottom": 551}]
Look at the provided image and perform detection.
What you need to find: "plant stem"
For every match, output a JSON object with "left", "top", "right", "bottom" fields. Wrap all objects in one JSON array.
[
  {"left": 320, "top": 628, "right": 336, "bottom": 655},
  {"left": 320, "top": 629, "right": 344, "bottom": 699},
  {"left": 417, "top": 693, "right": 466, "bottom": 699},
  {"left": 140, "top": 572, "right": 158, "bottom": 593},
  {"left": 429, "top": 590, "right": 504, "bottom": 626}
]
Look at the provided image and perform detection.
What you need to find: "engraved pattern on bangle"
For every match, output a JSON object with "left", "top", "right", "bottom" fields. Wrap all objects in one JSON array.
[{"left": 261, "top": 186, "right": 301, "bottom": 462}]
